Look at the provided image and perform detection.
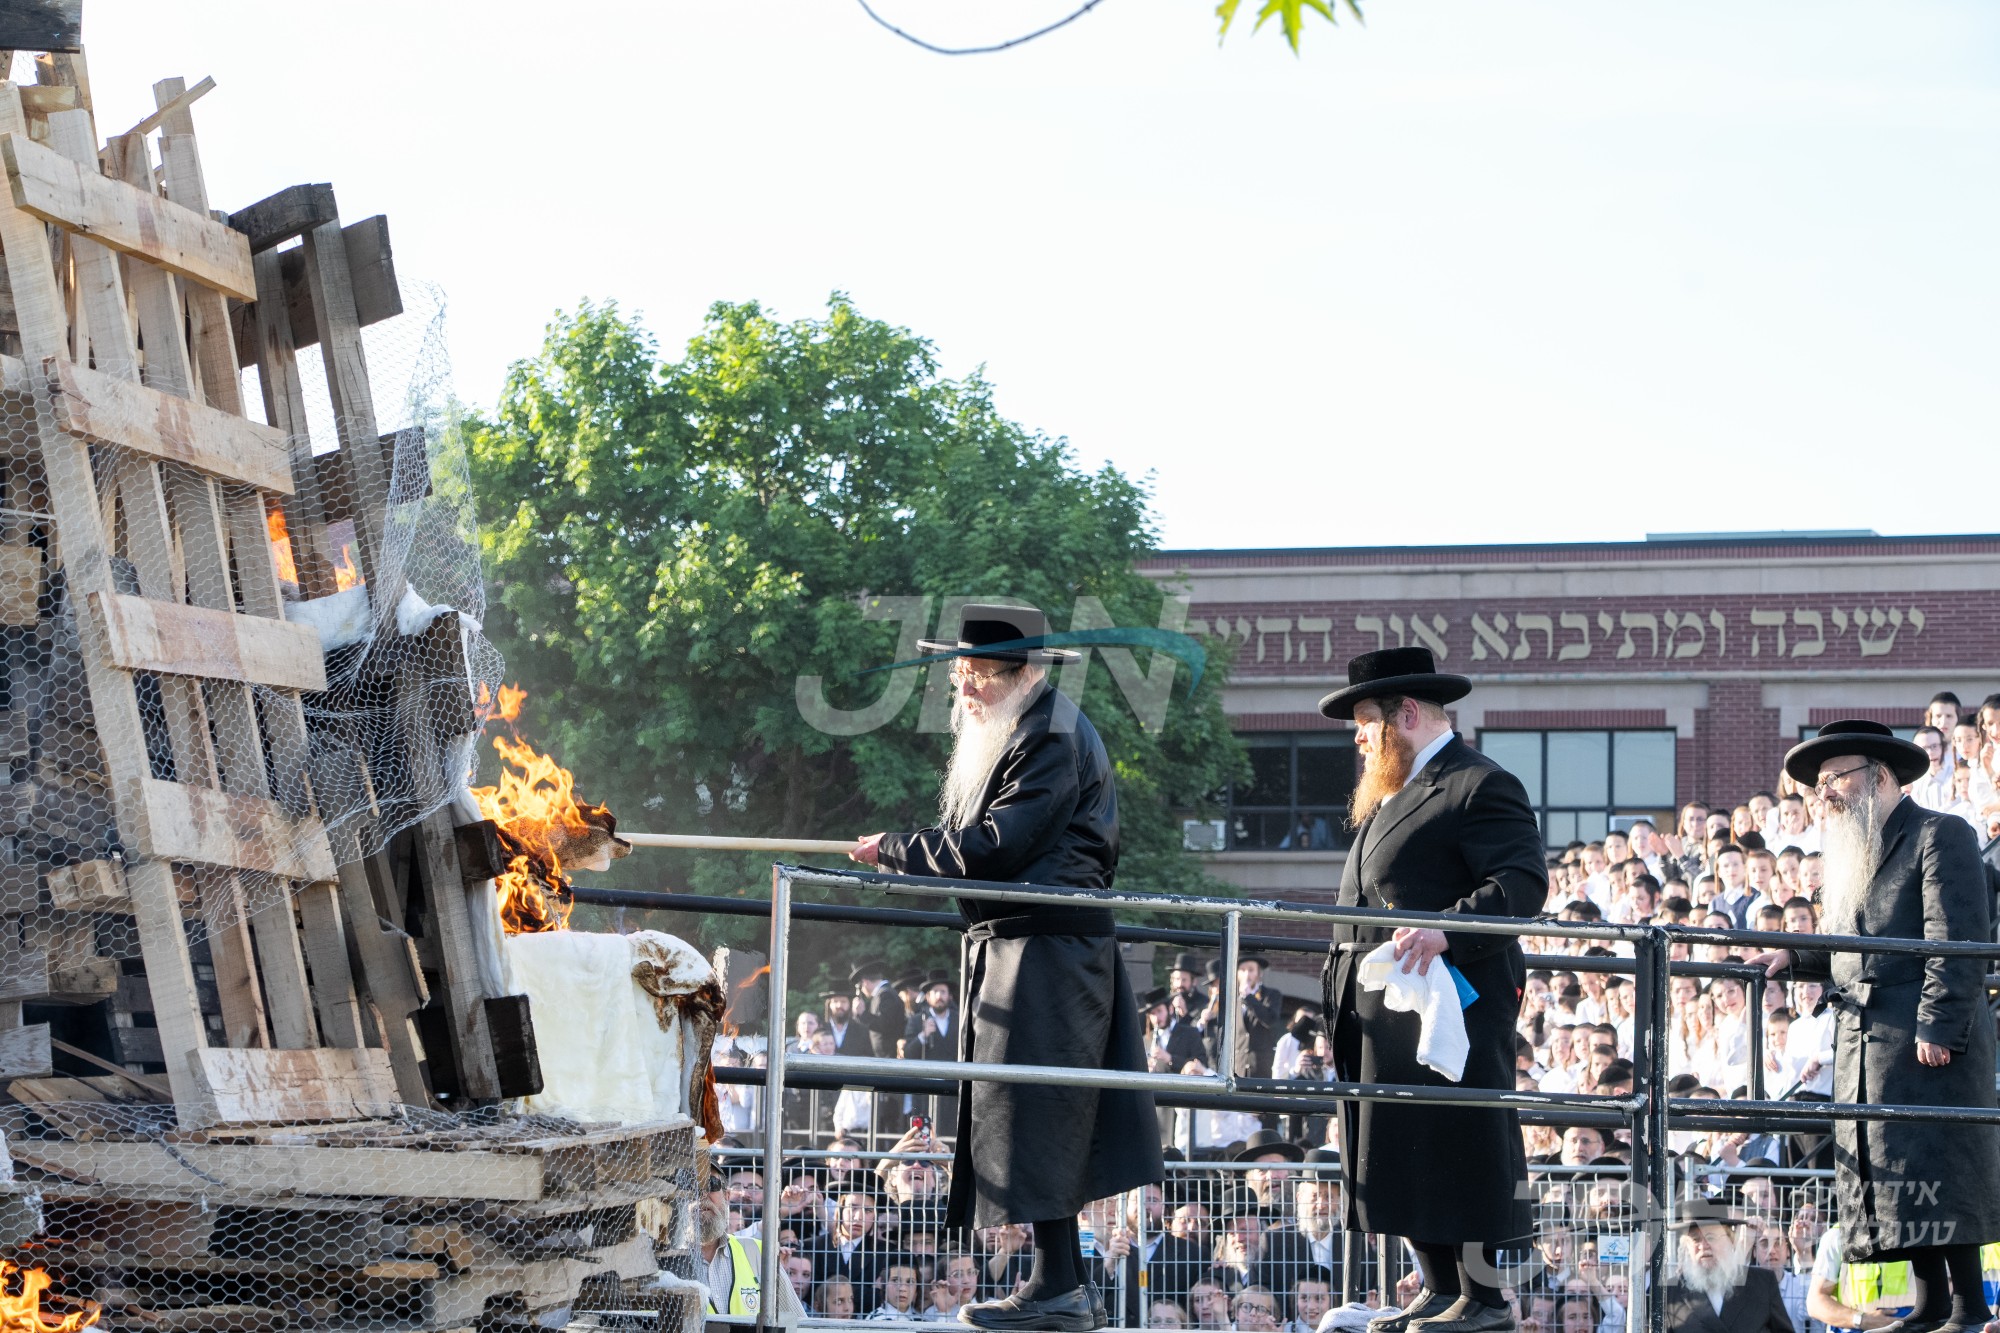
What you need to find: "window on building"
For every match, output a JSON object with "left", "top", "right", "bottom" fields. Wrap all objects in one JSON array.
[
  {"left": 1477, "top": 729, "right": 1676, "bottom": 848},
  {"left": 1224, "top": 733, "right": 1357, "bottom": 851}
]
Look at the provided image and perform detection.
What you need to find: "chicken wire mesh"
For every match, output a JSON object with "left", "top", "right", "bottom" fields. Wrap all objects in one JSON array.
[
  {"left": 0, "top": 270, "right": 502, "bottom": 971},
  {"left": 0, "top": 1105, "right": 700, "bottom": 1332}
]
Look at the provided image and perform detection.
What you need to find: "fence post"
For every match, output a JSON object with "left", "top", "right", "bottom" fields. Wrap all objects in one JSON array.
[
  {"left": 1630, "top": 929, "right": 1672, "bottom": 1333},
  {"left": 759, "top": 866, "right": 798, "bottom": 1330},
  {"left": 1220, "top": 911, "right": 1243, "bottom": 1090}
]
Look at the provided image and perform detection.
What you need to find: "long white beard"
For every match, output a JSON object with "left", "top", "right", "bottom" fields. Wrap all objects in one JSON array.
[
  {"left": 1819, "top": 780, "right": 1883, "bottom": 929},
  {"left": 1680, "top": 1238, "right": 1750, "bottom": 1301},
  {"left": 938, "top": 678, "right": 1040, "bottom": 831}
]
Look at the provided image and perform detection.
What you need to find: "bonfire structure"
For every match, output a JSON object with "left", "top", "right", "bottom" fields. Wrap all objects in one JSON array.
[{"left": 0, "top": 10, "right": 719, "bottom": 1331}]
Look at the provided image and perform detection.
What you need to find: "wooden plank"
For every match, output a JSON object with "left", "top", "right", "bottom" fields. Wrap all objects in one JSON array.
[
  {"left": 122, "top": 73, "right": 214, "bottom": 141},
  {"left": 154, "top": 77, "right": 244, "bottom": 416},
  {"left": 16, "top": 85, "right": 77, "bottom": 116},
  {"left": 301, "top": 218, "right": 395, "bottom": 598},
  {"left": 0, "top": 1019, "right": 50, "bottom": 1075},
  {"left": 0, "top": 541, "right": 37, "bottom": 624},
  {"left": 85, "top": 592, "right": 326, "bottom": 691},
  {"left": 415, "top": 811, "right": 501, "bottom": 1101},
  {"left": 47, "top": 1035, "right": 172, "bottom": 1099},
  {"left": 47, "top": 859, "right": 129, "bottom": 911},
  {"left": 230, "top": 214, "right": 401, "bottom": 361},
  {"left": 190, "top": 1045, "right": 395, "bottom": 1123},
  {"left": 138, "top": 777, "right": 337, "bottom": 882},
  {"left": 227, "top": 181, "right": 336, "bottom": 253},
  {"left": 43, "top": 346, "right": 293, "bottom": 493},
  {"left": 248, "top": 248, "right": 340, "bottom": 598},
  {"left": 0, "top": 130, "right": 255, "bottom": 299},
  {"left": 0, "top": 2, "right": 82, "bottom": 52},
  {"left": 0, "top": 85, "right": 212, "bottom": 1113},
  {"left": 247, "top": 896, "right": 318, "bottom": 1050},
  {"left": 9, "top": 1137, "right": 548, "bottom": 1200},
  {"left": 196, "top": 870, "right": 270, "bottom": 1050},
  {"left": 338, "top": 853, "right": 430, "bottom": 1107},
  {"left": 295, "top": 880, "right": 364, "bottom": 1047}
]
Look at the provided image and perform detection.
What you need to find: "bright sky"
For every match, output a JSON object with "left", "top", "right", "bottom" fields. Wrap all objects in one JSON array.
[{"left": 84, "top": 1, "right": 2000, "bottom": 550}]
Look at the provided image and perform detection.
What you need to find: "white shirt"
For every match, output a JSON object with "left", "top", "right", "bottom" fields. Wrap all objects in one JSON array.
[
  {"left": 1402, "top": 730, "right": 1455, "bottom": 792},
  {"left": 1908, "top": 769, "right": 1953, "bottom": 812},
  {"left": 1783, "top": 1005, "right": 1836, "bottom": 1097}
]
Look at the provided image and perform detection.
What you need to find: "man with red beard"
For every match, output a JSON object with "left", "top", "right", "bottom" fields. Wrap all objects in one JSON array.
[
  {"left": 1749, "top": 720, "right": 2000, "bottom": 1333},
  {"left": 1318, "top": 647, "right": 1546, "bottom": 1333},
  {"left": 852, "top": 604, "right": 1161, "bottom": 1332}
]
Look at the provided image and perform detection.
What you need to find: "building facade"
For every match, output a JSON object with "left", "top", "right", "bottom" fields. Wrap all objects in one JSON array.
[{"left": 1142, "top": 533, "right": 2000, "bottom": 901}]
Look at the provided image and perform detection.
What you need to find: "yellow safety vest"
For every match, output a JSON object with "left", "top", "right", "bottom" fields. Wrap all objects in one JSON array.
[
  {"left": 707, "top": 1235, "right": 762, "bottom": 1316},
  {"left": 1837, "top": 1259, "right": 1913, "bottom": 1311}
]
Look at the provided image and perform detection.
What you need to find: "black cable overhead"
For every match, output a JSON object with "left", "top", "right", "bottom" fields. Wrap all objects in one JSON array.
[{"left": 853, "top": 0, "right": 1109, "bottom": 55}]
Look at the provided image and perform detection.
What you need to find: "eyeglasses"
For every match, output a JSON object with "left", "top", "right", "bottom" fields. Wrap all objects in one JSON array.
[
  {"left": 949, "top": 660, "right": 1022, "bottom": 685},
  {"left": 1812, "top": 762, "right": 1874, "bottom": 792}
]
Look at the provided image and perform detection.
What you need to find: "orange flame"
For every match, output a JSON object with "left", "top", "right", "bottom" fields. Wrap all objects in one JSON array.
[
  {"left": 0, "top": 1261, "right": 100, "bottom": 1332},
  {"left": 468, "top": 687, "right": 620, "bottom": 935},
  {"left": 332, "top": 543, "right": 363, "bottom": 592},
  {"left": 266, "top": 506, "right": 299, "bottom": 586}
]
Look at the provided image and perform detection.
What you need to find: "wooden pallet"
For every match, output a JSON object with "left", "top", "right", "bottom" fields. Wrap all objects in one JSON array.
[{"left": 0, "top": 54, "right": 424, "bottom": 1124}]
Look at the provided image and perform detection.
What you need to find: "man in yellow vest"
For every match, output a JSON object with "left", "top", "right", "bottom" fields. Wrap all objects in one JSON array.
[
  {"left": 1807, "top": 1224, "right": 1916, "bottom": 1332},
  {"left": 698, "top": 1170, "right": 802, "bottom": 1321}
]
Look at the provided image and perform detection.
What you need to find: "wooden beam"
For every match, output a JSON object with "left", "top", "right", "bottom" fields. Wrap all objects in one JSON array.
[
  {"left": 189, "top": 1046, "right": 394, "bottom": 1124},
  {"left": 9, "top": 1138, "right": 549, "bottom": 1200},
  {"left": 0, "top": 1020, "right": 50, "bottom": 1076},
  {"left": 0, "top": 129, "right": 255, "bottom": 300},
  {"left": 229, "top": 213, "right": 400, "bottom": 361},
  {"left": 295, "top": 881, "right": 365, "bottom": 1048},
  {"left": 42, "top": 351, "right": 294, "bottom": 493},
  {"left": 227, "top": 181, "right": 337, "bottom": 253},
  {"left": 46, "top": 860, "right": 129, "bottom": 911},
  {"left": 138, "top": 777, "right": 338, "bottom": 882},
  {"left": 47, "top": 1036, "right": 172, "bottom": 1099},
  {"left": 0, "top": 1, "right": 82, "bottom": 52},
  {"left": 86, "top": 592, "right": 327, "bottom": 692},
  {"left": 117, "top": 73, "right": 213, "bottom": 141},
  {"left": 17, "top": 85, "right": 77, "bottom": 116},
  {"left": 415, "top": 812, "right": 501, "bottom": 1101},
  {"left": 339, "top": 853, "right": 431, "bottom": 1107}
]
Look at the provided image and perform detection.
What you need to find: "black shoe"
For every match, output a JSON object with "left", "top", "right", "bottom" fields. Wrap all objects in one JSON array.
[
  {"left": 1086, "top": 1281, "right": 1108, "bottom": 1330},
  {"left": 1411, "top": 1298, "right": 1518, "bottom": 1333},
  {"left": 1367, "top": 1289, "right": 1456, "bottom": 1333},
  {"left": 1871, "top": 1319, "right": 1946, "bottom": 1333},
  {"left": 960, "top": 1285, "right": 1097, "bottom": 1332}
]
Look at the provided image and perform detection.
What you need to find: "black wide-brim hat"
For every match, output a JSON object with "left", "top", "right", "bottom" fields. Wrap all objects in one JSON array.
[
  {"left": 918, "top": 602, "right": 1079, "bottom": 664},
  {"left": 1233, "top": 1130, "right": 1306, "bottom": 1163},
  {"left": 1318, "top": 646, "right": 1472, "bottom": 721},
  {"left": 1783, "top": 719, "right": 1929, "bottom": 788}
]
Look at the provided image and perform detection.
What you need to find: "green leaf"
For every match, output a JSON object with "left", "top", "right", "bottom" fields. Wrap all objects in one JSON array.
[
  {"left": 1215, "top": 0, "right": 1243, "bottom": 43},
  {"left": 1221, "top": 0, "right": 1349, "bottom": 51}
]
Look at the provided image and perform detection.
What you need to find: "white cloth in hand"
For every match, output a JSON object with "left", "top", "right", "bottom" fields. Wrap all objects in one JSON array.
[{"left": 1357, "top": 941, "right": 1470, "bottom": 1081}]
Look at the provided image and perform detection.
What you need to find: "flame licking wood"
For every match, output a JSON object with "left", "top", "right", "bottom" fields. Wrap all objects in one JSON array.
[
  {"left": 0, "top": 1260, "right": 100, "bottom": 1332},
  {"left": 468, "top": 686, "right": 628, "bottom": 935},
  {"left": 332, "top": 542, "right": 363, "bottom": 591},
  {"left": 266, "top": 505, "right": 299, "bottom": 586}
]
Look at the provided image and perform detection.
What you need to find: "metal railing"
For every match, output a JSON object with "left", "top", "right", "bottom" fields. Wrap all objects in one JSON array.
[{"left": 654, "top": 862, "right": 2000, "bottom": 1333}]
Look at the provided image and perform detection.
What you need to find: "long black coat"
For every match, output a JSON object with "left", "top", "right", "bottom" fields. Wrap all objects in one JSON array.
[
  {"left": 1786, "top": 797, "right": 2000, "bottom": 1260},
  {"left": 1323, "top": 735, "right": 1546, "bottom": 1245},
  {"left": 1657, "top": 1265, "right": 1795, "bottom": 1333},
  {"left": 878, "top": 682, "right": 1163, "bottom": 1228}
]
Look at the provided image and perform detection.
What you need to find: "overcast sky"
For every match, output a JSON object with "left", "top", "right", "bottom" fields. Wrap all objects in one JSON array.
[{"left": 83, "top": 1, "right": 1999, "bottom": 550}]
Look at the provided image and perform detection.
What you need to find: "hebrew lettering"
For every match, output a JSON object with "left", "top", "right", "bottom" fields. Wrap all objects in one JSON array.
[
  {"left": 1410, "top": 613, "right": 1450, "bottom": 660},
  {"left": 1557, "top": 612, "right": 1592, "bottom": 661},
  {"left": 1616, "top": 612, "right": 1659, "bottom": 660},
  {"left": 1748, "top": 609, "right": 1787, "bottom": 657},
  {"left": 1514, "top": 613, "right": 1554, "bottom": 661},
  {"left": 1469, "top": 613, "right": 1512, "bottom": 661},
  {"left": 1790, "top": 609, "right": 1825, "bottom": 658},
  {"left": 1354, "top": 615, "right": 1385, "bottom": 653},
  {"left": 1254, "top": 617, "right": 1293, "bottom": 663}
]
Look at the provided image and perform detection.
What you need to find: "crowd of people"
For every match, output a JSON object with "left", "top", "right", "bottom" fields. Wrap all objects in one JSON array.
[{"left": 699, "top": 689, "right": 2000, "bottom": 1330}]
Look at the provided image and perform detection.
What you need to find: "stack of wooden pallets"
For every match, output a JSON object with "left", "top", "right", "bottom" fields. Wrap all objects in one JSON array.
[{"left": 0, "top": 13, "right": 702, "bottom": 1331}]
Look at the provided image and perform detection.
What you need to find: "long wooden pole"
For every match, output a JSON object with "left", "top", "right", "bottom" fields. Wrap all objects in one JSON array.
[{"left": 620, "top": 832, "right": 858, "bottom": 855}]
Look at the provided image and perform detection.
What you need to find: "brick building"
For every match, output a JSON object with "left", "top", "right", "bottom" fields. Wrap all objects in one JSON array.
[{"left": 1141, "top": 532, "right": 2000, "bottom": 904}]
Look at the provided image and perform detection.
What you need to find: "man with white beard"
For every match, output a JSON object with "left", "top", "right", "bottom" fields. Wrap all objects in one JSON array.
[
  {"left": 852, "top": 604, "right": 1161, "bottom": 1332},
  {"left": 1658, "top": 1209, "right": 1795, "bottom": 1333},
  {"left": 1749, "top": 720, "right": 2000, "bottom": 1333}
]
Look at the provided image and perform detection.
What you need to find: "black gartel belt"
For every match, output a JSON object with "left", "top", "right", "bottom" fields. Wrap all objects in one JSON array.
[{"left": 964, "top": 907, "right": 1118, "bottom": 942}]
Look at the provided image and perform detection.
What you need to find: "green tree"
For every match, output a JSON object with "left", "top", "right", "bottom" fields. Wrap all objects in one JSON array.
[{"left": 466, "top": 295, "right": 1245, "bottom": 996}]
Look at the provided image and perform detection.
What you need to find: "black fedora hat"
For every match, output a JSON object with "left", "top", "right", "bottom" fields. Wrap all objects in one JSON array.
[
  {"left": 1783, "top": 719, "right": 1929, "bottom": 788},
  {"left": 847, "top": 959, "right": 888, "bottom": 985},
  {"left": 918, "top": 603, "right": 1078, "bottom": 665},
  {"left": 1301, "top": 1146, "right": 1340, "bottom": 1175},
  {"left": 1318, "top": 646, "right": 1472, "bottom": 722},
  {"left": 1170, "top": 952, "right": 1206, "bottom": 975},
  {"left": 1139, "top": 987, "right": 1170, "bottom": 1009},
  {"left": 1233, "top": 1130, "right": 1306, "bottom": 1163},
  {"left": 923, "top": 969, "right": 954, "bottom": 990},
  {"left": 893, "top": 972, "right": 926, "bottom": 993}
]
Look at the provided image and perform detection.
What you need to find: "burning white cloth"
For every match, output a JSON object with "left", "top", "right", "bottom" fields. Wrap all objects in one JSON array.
[{"left": 498, "top": 927, "right": 715, "bottom": 1125}]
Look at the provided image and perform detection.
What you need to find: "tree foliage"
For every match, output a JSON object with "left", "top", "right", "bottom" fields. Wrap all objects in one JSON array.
[
  {"left": 466, "top": 295, "right": 1245, "bottom": 988},
  {"left": 1216, "top": 0, "right": 1363, "bottom": 53}
]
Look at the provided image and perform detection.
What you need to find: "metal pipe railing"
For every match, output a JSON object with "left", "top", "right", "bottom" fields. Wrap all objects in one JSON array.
[{"left": 723, "top": 860, "right": 2000, "bottom": 1333}]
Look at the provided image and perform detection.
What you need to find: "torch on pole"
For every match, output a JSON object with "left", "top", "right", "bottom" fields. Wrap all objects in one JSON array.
[{"left": 622, "top": 833, "right": 858, "bottom": 855}]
